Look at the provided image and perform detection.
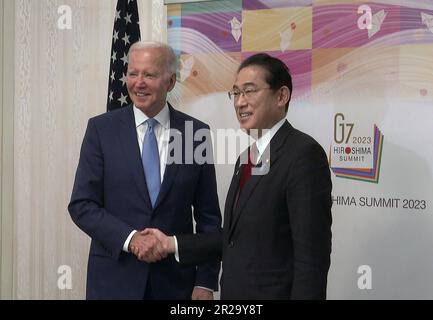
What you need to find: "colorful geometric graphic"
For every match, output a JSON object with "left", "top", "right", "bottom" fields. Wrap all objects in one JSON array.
[
  {"left": 168, "top": 1, "right": 433, "bottom": 104},
  {"left": 181, "top": 11, "right": 242, "bottom": 53},
  {"left": 167, "top": 0, "right": 433, "bottom": 185},
  {"left": 312, "top": 3, "right": 401, "bottom": 48},
  {"left": 242, "top": 7, "right": 312, "bottom": 51},
  {"left": 244, "top": 0, "right": 313, "bottom": 10},
  {"left": 399, "top": 7, "right": 433, "bottom": 45}
]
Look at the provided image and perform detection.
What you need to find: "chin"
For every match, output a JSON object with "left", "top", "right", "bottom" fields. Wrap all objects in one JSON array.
[
  {"left": 239, "top": 119, "right": 254, "bottom": 129},
  {"left": 240, "top": 125, "right": 253, "bottom": 133},
  {"left": 135, "top": 102, "right": 151, "bottom": 110}
]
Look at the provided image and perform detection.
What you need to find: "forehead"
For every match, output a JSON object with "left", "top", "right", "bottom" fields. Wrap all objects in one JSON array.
[
  {"left": 128, "top": 48, "right": 165, "bottom": 67},
  {"left": 234, "top": 65, "right": 268, "bottom": 87}
]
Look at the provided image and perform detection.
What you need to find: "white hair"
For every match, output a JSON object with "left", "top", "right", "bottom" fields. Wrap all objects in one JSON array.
[{"left": 127, "top": 41, "right": 177, "bottom": 76}]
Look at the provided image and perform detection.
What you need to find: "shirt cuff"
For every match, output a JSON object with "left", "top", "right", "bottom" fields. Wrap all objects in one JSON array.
[
  {"left": 123, "top": 230, "right": 137, "bottom": 252},
  {"left": 194, "top": 286, "right": 214, "bottom": 292},
  {"left": 174, "top": 235, "right": 180, "bottom": 262}
]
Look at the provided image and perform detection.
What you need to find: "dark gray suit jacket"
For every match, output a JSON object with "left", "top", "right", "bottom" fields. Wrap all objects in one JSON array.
[{"left": 178, "top": 120, "right": 332, "bottom": 299}]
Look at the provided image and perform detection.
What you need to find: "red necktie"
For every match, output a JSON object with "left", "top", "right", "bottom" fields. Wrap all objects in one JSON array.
[{"left": 239, "top": 145, "right": 257, "bottom": 194}]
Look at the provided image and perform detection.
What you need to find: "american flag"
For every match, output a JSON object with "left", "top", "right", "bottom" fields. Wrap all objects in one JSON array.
[{"left": 107, "top": 0, "right": 141, "bottom": 111}]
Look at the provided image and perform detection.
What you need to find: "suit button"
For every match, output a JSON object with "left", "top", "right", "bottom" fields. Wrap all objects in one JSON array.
[{"left": 229, "top": 241, "right": 234, "bottom": 248}]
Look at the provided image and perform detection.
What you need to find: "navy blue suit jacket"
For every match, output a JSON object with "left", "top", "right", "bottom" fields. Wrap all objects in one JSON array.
[{"left": 68, "top": 104, "right": 221, "bottom": 299}]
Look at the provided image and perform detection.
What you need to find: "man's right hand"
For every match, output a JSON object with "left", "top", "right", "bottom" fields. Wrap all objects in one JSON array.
[
  {"left": 129, "top": 232, "right": 167, "bottom": 262},
  {"left": 141, "top": 228, "right": 176, "bottom": 255}
]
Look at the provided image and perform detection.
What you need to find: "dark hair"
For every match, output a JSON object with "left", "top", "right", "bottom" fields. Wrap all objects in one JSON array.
[{"left": 238, "top": 53, "right": 292, "bottom": 111}]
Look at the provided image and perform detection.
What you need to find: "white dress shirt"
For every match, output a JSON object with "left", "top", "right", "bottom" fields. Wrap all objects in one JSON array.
[
  {"left": 123, "top": 103, "right": 171, "bottom": 252},
  {"left": 255, "top": 117, "right": 286, "bottom": 163}
]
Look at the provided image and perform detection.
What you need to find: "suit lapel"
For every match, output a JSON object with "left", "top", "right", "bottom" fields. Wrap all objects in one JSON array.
[
  {"left": 224, "top": 160, "right": 242, "bottom": 231},
  {"left": 118, "top": 105, "right": 153, "bottom": 209},
  {"left": 227, "top": 121, "right": 293, "bottom": 237},
  {"left": 153, "top": 104, "right": 181, "bottom": 210}
]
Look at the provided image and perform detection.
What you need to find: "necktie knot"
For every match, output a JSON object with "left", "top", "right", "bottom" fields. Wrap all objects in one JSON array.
[{"left": 146, "top": 118, "right": 158, "bottom": 130}]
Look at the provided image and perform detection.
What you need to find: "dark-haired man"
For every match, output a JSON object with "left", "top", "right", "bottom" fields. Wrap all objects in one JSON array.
[{"left": 145, "top": 53, "right": 332, "bottom": 300}]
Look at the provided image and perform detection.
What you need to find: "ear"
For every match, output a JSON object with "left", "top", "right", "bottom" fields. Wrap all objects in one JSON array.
[
  {"left": 277, "top": 86, "right": 290, "bottom": 108},
  {"left": 167, "top": 73, "right": 177, "bottom": 92}
]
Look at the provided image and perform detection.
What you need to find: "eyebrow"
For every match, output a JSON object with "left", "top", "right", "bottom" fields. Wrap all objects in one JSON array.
[{"left": 233, "top": 82, "right": 258, "bottom": 89}]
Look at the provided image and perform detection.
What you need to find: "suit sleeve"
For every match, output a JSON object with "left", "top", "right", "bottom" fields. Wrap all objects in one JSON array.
[
  {"left": 286, "top": 142, "right": 332, "bottom": 299},
  {"left": 177, "top": 229, "right": 222, "bottom": 265},
  {"left": 68, "top": 119, "right": 134, "bottom": 260},
  {"left": 190, "top": 125, "right": 223, "bottom": 291}
]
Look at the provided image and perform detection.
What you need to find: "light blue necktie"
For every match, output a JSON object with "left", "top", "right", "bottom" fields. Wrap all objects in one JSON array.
[{"left": 142, "top": 118, "right": 161, "bottom": 207}]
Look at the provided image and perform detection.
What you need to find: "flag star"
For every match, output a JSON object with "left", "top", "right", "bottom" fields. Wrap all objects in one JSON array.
[
  {"left": 125, "top": 13, "right": 132, "bottom": 24},
  {"left": 121, "top": 53, "right": 128, "bottom": 66},
  {"left": 118, "top": 93, "right": 128, "bottom": 106},
  {"left": 107, "top": 0, "right": 140, "bottom": 112},
  {"left": 122, "top": 33, "right": 130, "bottom": 46},
  {"left": 119, "top": 73, "right": 128, "bottom": 86},
  {"left": 115, "top": 10, "right": 121, "bottom": 21},
  {"left": 113, "top": 30, "right": 119, "bottom": 43}
]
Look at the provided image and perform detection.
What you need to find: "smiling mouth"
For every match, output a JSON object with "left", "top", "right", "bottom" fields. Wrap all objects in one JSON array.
[
  {"left": 239, "top": 112, "right": 252, "bottom": 119},
  {"left": 135, "top": 91, "right": 150, "bottom": 97}
]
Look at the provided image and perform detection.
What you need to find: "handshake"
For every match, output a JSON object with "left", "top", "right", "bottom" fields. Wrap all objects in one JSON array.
[{"left": 128, "top": 228, "right": 175, "bottom": 263}]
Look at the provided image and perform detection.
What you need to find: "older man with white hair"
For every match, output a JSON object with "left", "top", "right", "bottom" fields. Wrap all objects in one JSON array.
[{"left": 68, "top": 41, "right": 221, "bottom": 300}]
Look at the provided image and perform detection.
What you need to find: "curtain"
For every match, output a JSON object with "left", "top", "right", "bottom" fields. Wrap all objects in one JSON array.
[{"left": 14, "top": 0, "right": 166, "bottom": 299}]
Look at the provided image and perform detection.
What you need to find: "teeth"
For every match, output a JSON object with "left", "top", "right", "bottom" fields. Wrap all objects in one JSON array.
[
  {"left": 240, "top": 112, "right": 251, "bottom": 118},
  {"left": 136, "top": 92, "right": 146, "bottom": 97}
]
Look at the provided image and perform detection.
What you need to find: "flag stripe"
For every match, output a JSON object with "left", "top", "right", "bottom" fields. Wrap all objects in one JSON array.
[{"left": 107, "top": 0, "right": 141, "bottom": 111}]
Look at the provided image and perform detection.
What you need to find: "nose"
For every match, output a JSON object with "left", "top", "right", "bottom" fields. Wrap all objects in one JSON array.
[
  {"left": 234, "top": 93, "right": 247, "bottom": 109},
  {"left": 135, "top": 75, "right": 148, "bottom": 87}
]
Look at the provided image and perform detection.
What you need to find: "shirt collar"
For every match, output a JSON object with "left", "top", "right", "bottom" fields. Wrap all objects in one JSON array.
[
  {"left": 133, "top": 103, "right": 170, "bottom": 129},
  {"left": 255, "top": 117, "right": 286, "bottom": 158}
]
